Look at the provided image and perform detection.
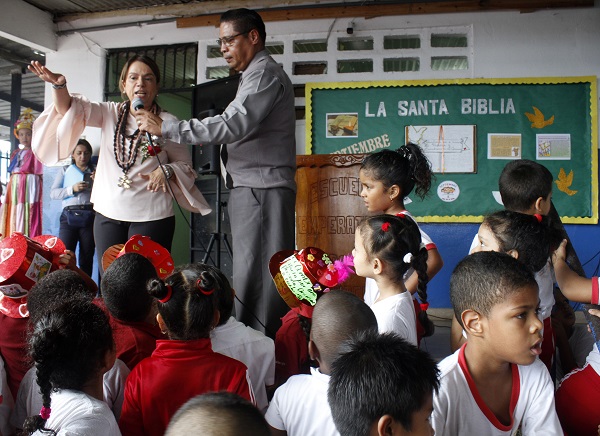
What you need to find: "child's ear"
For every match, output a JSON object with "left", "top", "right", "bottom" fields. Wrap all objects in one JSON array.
[
  {"left": 375, "top": 414, "right": 400, "bottom": 435},
  {"left": 506, "top": 249, "right": 519, "bottom": 260},
  {"left": 533, "top": 196, "right": 547, "bottom": 214},
  {"left": 462, "top": 309, "right": 484, "bottom": 337},
  {"left": 372, "top": 257, "right": 383, "bottom": 275},
  {"left": 388, "top": 184, "right": 401, "bottom": 201},
  {"left": 308, "top": 339, "right": 320, "bottom": 363},
  {"left": 101, "top": 347, "right": 117, "bottom": 375},
  {"left": 212, "top": 310, "right": 220, "bottom": 329},
  {"left": 157, "top": 313, "right": 167, "bottom": 335}
]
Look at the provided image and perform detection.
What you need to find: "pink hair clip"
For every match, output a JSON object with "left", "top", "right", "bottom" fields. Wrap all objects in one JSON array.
[
  {"left": 40, "top": 406, "right": 51, "bottom": 420},
  {"left": 159, "top": 285, "right": 173, "bottom": 304},
  {"left": 534, "top": 213, "right": 543, "bottom": 223},
  {"left": 381, "top": 222, "right": 391, "bottom": 232},
  {"left": 196, "top": 279, "right": 214, "bottom": 296}
]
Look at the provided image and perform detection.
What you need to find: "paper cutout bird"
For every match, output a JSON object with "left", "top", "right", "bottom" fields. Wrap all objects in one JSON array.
[
  {"left": 555, "top": 168, "right": 577, "bottom": 196},
  {"left": 525, "top": 106, "right": 554, "bottom": 129}
]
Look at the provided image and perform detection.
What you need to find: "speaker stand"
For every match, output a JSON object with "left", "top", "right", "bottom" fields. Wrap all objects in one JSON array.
[{"left": 201, "top": 157, "right": 232, "bottom": 269}]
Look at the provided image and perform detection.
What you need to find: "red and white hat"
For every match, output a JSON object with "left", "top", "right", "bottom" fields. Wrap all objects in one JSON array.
[
  {"left": 32, "top": 235, "right": 67, "bottom": 270},
  {"left": 102, "top": 234, "right": 174, "bottom": 279},
  {"left": 269, "top": 247, "right": 354, "bottom": 318},
  {"left": 0, "top": 233, "right": 56, "bottom": 318}
]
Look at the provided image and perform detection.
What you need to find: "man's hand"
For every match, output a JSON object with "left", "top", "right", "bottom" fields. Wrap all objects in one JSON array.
[{"left": 135, "top": 109, "right": 163, "bottom": 137}]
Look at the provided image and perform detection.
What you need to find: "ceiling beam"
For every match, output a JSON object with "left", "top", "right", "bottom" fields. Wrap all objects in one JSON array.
[
  {"left": 57, "top": 0, "right": 319, "bottom": 22},
  {"left": 0, "top": 118, "right": 10, "bottom": 128},
  {"left": 0, "top": 91, "right": 43, "bottom": 112},
  {"left": 177, "top": 0, "right": 595, "bottom": 28}
]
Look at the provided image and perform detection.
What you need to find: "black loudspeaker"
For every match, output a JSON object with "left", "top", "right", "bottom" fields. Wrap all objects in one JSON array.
[
  {"left": 197, "top": 143, "right": 221, "bottom": 176},
  {"left": 192, "top": 74, "right": 241, "bottom": 174}
]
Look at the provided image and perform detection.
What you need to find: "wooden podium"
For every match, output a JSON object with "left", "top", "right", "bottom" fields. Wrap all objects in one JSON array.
[{"left": 295, "top": 153, "right": 367, "bottom": 297}]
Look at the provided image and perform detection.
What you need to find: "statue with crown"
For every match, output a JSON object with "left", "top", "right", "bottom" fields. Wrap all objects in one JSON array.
[{"left": 0, "top": 108, "right": 44, "bottom": 238}]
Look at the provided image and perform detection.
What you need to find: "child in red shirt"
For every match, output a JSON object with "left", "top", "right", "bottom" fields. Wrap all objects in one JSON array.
[{"left": 119, "top": 263, "right": 253, "bottom": 436}]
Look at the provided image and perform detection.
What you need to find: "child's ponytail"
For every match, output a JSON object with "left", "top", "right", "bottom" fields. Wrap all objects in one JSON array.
[
  {"left": 150, "top": 264, "right": 222, "bottom": 340},
  {"left": 360, "top": 143, "right": 433, "bottom": 200},
  {"left": 22, "top": 351, "right": 54, "bottom": 435},
  {"left": 411, "top": 244, "right": 434, "bottom": 337},
  {"left": 400, "top": 143, "right": 434, "bottom": 200}
]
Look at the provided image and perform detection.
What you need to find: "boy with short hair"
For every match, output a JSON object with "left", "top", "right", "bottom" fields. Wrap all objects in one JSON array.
[
  {"left": 265, "top": 290, "right": 377, "bottom": 436},
  {"left": 101, "top": 253, "right": 165, "bottom": 369},
  {"left": 434, "top": 251, "right": 562, "bottom": 434},
  {"left": 165, "top": 392, "right": 269, "bottom": 436},
  {"left": 327, "top": 330, "right": 439, "bottom": 436}
]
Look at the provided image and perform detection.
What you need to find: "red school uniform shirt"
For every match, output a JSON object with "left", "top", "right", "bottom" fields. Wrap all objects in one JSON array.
[
  {"left": 275, "top": 310, "right": 312, "bottom": 387},
  {"left": 94, "top": 298, "right": 166, "bottom": 371},
  {"left": 118, "top": 338, "right": 253, "bottom": 436},
  {"left": 0, "top": 314, "right": 30, "bottom": 398},
  {"left": 110, "top": 316, "right": 166, "bottom": 371}
]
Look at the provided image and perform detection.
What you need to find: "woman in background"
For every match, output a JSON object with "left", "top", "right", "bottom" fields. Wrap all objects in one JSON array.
[{"left": 50, "top": 138, "right": 96, "bottom": 276}]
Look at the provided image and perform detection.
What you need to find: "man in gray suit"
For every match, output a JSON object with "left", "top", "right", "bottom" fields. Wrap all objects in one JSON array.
[{"left": 136, "top": 8, "right": 296, "bottom": 338}]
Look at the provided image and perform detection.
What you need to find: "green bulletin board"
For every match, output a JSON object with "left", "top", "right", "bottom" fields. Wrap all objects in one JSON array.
[{"left": 305, "top": 77, "right": 598, "bottom": 224}]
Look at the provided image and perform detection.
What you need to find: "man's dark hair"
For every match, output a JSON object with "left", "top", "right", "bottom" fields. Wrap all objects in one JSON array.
[
  {"left": 165, "top": 392, "right": 269, "bottom": 436},
  {"left": 450, "top": 251, "right": 538, "bottom": 328},
  {"left": 328, "top": 330, "right": 439, "bottom": 436},
  {"left": 499, "top": 159, "right": 553, "bottom": 212},
  {"left": 101, "top": 253, "right": 157, "bottom": 322},
  {"left": 220, "top": 8, "right": 266, "bottom": 44}
]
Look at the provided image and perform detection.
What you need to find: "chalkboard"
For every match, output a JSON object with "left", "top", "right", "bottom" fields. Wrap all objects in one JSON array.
[{"left": 305, "top": 77, "right": 598, "bottom": 224}]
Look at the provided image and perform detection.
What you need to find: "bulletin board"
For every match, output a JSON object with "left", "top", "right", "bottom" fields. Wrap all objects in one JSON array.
[{"left": 305, "top": 77, "right": 598, "bottom": 224}]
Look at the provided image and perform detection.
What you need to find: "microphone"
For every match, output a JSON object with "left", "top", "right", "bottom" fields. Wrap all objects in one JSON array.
[
  {"left": 131, "top": 97, "right": 145, "bottom": 111},
  {"left": 131, "top": 97, "right": 154, "bottom": 145}
]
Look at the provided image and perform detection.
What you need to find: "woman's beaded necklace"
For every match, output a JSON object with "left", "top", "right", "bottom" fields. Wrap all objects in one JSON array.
[{"left": 113, "top": 101, "right": 158, "bottom": 189}]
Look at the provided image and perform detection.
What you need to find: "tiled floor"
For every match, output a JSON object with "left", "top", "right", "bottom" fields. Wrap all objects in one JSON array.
[{"left": 420, "top": 309, "right": 454, "bottom": 361}]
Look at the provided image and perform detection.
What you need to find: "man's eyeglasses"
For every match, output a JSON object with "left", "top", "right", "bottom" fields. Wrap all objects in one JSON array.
[{"left": 216, "top": 30, "right": 251, "bottom": 47}]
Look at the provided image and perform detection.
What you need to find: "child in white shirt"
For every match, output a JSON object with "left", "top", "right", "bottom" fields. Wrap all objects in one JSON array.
[
  {"left": 433, "top": 251, "right": 562, "bottom": 435},
  {"left": 266, "top": 290, "right": 377, "bottom": 436},
  {"left": 353, "top": 214, "right": 429, "bottom": 346}
]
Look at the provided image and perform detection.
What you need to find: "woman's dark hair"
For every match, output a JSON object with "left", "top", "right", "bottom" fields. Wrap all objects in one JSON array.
[
  {"left": 22, "top": 300, "right": 114, "bottom": 435},
  {"left": 360, "top": 143, "right": 434, "bottom": 200},
  {"left": 358, "top": 214, "right": 429, "bottom": 311},
  {"left": 483, "top": 210, "right": 562, "bottom": 273},
  {"left": 148, "top": 263, "right": 223, "bottom": 340},
  {"left": 70, "top": 138, "right": 94, "bottom": 168},
  {"left": 118, "top": 54, "right": 161, "bottom": 98}
]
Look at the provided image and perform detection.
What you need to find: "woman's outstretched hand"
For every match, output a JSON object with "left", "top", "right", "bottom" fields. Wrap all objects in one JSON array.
[{"left": 28, "top": 61, "right": 66, "bottom": 87}]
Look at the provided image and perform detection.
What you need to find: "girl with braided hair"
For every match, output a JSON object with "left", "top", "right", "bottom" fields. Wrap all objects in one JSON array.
[
  {"left": 22, "top": 300, "right": 118, "bottom": 435},
  {"left": 118, "top": 263, "right": 252, "bottom": 436},
  {"left": 352, "top": 214, "right": 429, "bottom": 346},
  {"left": 359, "top": 143, "right": 443, "bottom": 343}
]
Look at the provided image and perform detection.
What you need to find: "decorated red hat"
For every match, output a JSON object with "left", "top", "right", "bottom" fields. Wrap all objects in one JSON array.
[
  {"left": 32, "top": 235, "right": 67, "bottom": 270},
  {"left": 269, "top": 247, "right": 354, "bottom": 318},
  {"left": 102, "top": 234, "right": 174, "bottom": 279},
  {"left": 0, "top": 233, "right": 56, "bottom": 318}
]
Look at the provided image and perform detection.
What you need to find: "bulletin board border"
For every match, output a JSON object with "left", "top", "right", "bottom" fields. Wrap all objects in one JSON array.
[{"left": 305, "top": 77, "right": 598, "bottom": 224}]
